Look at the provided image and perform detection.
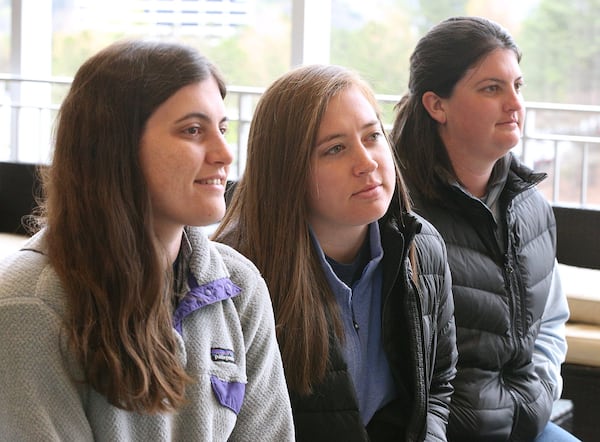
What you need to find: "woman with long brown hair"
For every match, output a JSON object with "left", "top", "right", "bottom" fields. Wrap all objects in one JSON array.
[
  {"left": 214, "top": 64, "right": 457, "bottom": 441},
  {"left": 0, "top": 40, "right": 293, "bottom": 440}
]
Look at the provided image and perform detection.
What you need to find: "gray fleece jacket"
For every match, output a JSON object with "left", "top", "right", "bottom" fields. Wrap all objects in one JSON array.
[{"left": 0, "top": 227, "right": 294, "bottom": 441}]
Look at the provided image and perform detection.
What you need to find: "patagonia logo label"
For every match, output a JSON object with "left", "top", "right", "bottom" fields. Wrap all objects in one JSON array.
[{"left": 211, "top": 348, "right": 235, "bottom": 363}]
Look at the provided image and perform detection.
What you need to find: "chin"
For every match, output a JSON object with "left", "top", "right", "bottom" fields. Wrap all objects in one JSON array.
[
  {"left": 205, "top": 213, "right": 226, "bottom": 227},
  {"left": 352, "top": 210, "right": 388, "bottom": 227},
  {"left": 189, "top": 208, "right": 226, "bottom": 228}
]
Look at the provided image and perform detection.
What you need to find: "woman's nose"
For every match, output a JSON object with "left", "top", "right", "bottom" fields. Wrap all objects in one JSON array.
[
  {"left": 505, "top": 87, "right": 524, "bottom": 113},
  {"left": 353, "top": 144, "right": 378, "bottom": 175},
  {"left": 210, "top": 132, "right": 234, "bottom": 166}
]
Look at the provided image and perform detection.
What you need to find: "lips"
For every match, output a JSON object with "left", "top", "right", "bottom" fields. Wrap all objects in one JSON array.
[
  {"left": 353, "top": 183, "right": 381, "bottom": 196},
  {"left": 499, "top": 118, "right": 519, "bottom": 125}
]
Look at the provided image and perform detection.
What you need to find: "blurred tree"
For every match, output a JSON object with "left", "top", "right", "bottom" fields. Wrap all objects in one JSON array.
[
  {"left": 52, "top": 30, "right": 125, "bottom": 76},
  {"left": 330, "top": 9, "right": 414, "bottom": 96},
  {"left": 520, "top": 0, "right": 600, "bottom": 104},
  {"left": 329, "top": 0, "right": 416, "bottom": 125},
  {"left": 193, "top": 0, "right": 291, "bottom": 87},
  {"left": 4, "top": 0, "right": 600, "bottom": 106},
  {"left": 197, "top": 24, "right": 290, "bottom": 88},
  {"left": 415, "top": 0, "right": 468, "bottom": 34}
]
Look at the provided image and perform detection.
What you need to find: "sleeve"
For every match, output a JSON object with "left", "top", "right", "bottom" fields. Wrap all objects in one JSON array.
[
  {"left": 228, "top": 263, "right": 295, "bottom": 442},
  {"left": 532, "top": 259, "right": 569, "bottom": 400},
  {"left": 426, "top": 257, "right": 458, "bottom": 442},
  {"left": 0, "top": 299, "right": 93, "bottom": 441}
]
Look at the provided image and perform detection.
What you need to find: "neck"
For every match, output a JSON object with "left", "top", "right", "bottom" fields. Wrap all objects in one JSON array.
[
  {"left": 454, "top": 166, "right": 493, "bottom": 198},
  {"left": 443, "top": 147, "right": 495, "bottom": 198},
  {"left": 313, "top": 224, "right": 369, "bottom": 264},
  {"left": 154, "top": 224, "right": 185, "bottom": 265}
]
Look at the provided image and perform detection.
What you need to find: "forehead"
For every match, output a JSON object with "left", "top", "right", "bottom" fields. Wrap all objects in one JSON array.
[
  {"left": 320, "top": 86, "right": 377, "bottom": 125},
  {"left": 462, "top": 49, "right": 521, "bottom": 82},
  {"left": 151, "top": 77, "right": 226, "bottom": 121}
]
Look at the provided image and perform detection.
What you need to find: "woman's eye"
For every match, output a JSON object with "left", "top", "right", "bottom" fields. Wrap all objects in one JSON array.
[
  {"left": 325, "top": 144, "right": 344, "bottom": 155},
  {"left": 184, "top": 126, "right": 201, "bottom": 136},
  {"left": 369, "top": 132, "right": 382, "bottom": 141}
]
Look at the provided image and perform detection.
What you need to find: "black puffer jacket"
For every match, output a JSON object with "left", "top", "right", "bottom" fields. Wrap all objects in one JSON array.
[
  {"left": 409, "top": 154, "right": 557, "bottom": 442},
  {"left": 291, "top": 205, "right": 458, "bottom": 442}
]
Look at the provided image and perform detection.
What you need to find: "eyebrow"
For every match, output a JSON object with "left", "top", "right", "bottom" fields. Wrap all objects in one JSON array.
[
  {"left": 476, "top": 75, "right": 523, "bottom": 85},
  {"left": 175, "top": 112, "right": 228, "bottom": 125},
  {"left": 315, "top": 119, "right": 380, "bottom": 147}
]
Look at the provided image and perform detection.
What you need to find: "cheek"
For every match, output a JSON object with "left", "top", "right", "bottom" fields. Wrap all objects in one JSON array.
[
  {"left": 384, "top": 162, "right": 396, "bottom": 187},
  {"left": 307, "top": 170, "right": 324, "bottom": 205},
  {"left": 452, "top": 111, "right": 488, "bottom": 138},
  {"left": 378, "top": 148, "right": 397, "bottom": 180},
  {"left": 138, "top": 148, "right": 155, "bottom": 189},
  {"left": 306, "top": 167, "right": 339, "bottom": 217},
  {"left": 140, "top": 147, "right": 183, "bottom": 196},
  {"left": 449, "top": 97, "right": 483, "bottom": 123},
  {"left": 139, "top": 136, "right": 167, "bottom": 182}
]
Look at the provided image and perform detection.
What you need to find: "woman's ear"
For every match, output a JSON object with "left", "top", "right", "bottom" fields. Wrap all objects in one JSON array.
[{"left": 422, "top": 91, "right": 447, "bottom": 124}]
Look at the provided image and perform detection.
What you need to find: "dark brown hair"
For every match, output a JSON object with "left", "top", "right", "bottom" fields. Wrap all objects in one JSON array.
[
  {"left": 391, "top": 16, "right": 521, "bottom": 200},
  {"left": 41, "top": 39, "right": 226, "bottom": 413}
]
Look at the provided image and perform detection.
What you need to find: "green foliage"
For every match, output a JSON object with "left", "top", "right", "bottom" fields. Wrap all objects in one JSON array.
[
  {"left": 52, "top": 30, "right": 128, "bottom": 76},
  {"left": 331, "top": 15, "right": 414, "bottom": 97},
  {"left": 520, "top": 0, "right": 600, "bottom": 104},
  {"left": 331, "top": 0, "right": 600, "bottom": 105},
  {"left": 6, "top": 0, "right": 600, "bottom": 105},
  {"left": 417, "top": 0, "right": 468, "bottom": 34}
]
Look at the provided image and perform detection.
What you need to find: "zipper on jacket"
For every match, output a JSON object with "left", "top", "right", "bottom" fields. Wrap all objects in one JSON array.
[
  {"left": 503, "top": 253, "right": 520, "bottom": 360},
  {"left": 502, "top": 247, "right": 530, "bottom": 438},
  {"left": 510, "top": 232, "right": 528, "bottom": 342}
]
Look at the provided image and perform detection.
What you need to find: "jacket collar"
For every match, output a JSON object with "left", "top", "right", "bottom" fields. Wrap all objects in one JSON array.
[{"left": 172, "top": 227, "right": 241, "bottom": 334}]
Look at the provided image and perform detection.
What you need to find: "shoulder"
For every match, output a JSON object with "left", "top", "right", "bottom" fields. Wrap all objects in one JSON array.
[
  {"left": 410, "top": 212, "right": 449, "bottom": 274},
  {"left": 209, "top": 240, "right": 276, "bottom": 337},
  {"left": 215, "top": 241, "right": 272, "bottom": 310},
  {"left": 186, "top": 226, "right": 263, "bottom": 284},
  {"left": 213, "top": 241, "right": 265, "bottom": 287},
  {"left": 508, "top": 154, "right": 553, "bottom": 210},
  {"left": 412, "top": 212, "right": 447, "bottom": 254},
  {"left": 1, "top": 231, "right": 58, "bottom": 294},
  {"left": 508, "top": 180, "right": 556, "bottom": 235},
  {"left": 0, "top": 231, "right": 67, "bottom": 324},
  {"left": 186, "top": 227, "right": 270, "bottom": 309},
  {"left": 407, "top": 182, "right": 459, "bottom": 229}
]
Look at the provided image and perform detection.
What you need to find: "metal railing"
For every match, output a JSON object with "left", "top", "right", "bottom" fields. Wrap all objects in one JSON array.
[
  {"left": 518, "top": 102, "right": 600, "bottom": 206},
  {"left": 2, "top": 75, "right": 600, "bottom": 208},
  {"left": 374, "top": 96, "right": 600, "bottom": 208}
]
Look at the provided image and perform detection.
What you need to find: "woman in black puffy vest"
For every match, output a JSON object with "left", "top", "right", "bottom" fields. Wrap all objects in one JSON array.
[{"left": 391, "top": 16, "right": 577, "bottom": 442}]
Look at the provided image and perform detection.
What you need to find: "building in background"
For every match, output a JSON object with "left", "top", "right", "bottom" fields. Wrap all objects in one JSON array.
[{"left": 56, "top": 0, "right": 253, "bottom": 39}]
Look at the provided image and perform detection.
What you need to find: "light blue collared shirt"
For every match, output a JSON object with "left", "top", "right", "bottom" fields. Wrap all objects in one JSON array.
[{"left": 310, "top": 223, "right": 398, "bottom": 425}]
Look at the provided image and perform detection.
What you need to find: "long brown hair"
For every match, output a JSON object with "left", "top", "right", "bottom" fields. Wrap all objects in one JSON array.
[
  {"left": 213, "top": 64, "right": 412, "bottom": 395},
  {"left": 391, "top": 16, "right": 521, "bottom": 200},
  {"left": 40, "top": 40, "right": 226, "bottom": 413}
]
